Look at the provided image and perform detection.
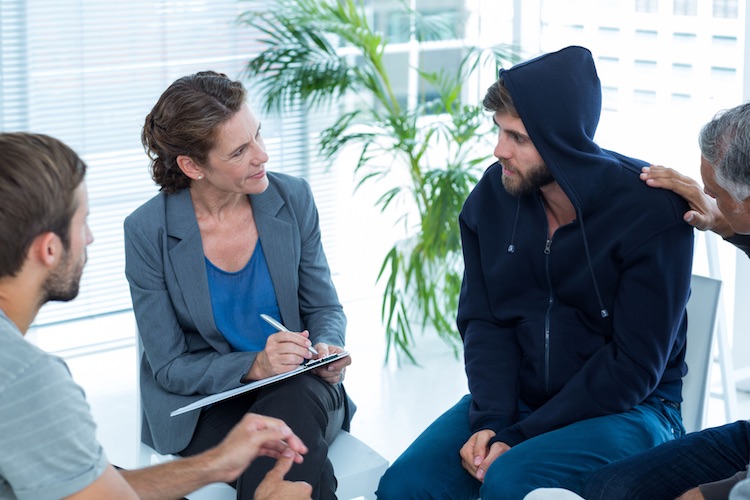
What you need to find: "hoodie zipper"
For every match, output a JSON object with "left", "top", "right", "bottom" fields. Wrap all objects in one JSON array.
[{"left": 544, "top": 238, "right": 553, "bottom": 394}]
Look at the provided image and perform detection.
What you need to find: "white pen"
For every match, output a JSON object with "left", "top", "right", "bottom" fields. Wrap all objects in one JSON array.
[{"left": 260, "top": 314, "right": 319, "bottom": 355}]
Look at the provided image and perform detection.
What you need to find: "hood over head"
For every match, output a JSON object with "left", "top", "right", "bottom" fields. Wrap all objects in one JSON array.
[{"left": 499, "top": 45, "right": 624, "bottom": 214}]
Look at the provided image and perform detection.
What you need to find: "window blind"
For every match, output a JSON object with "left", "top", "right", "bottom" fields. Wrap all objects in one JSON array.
[{"left": 0, "top": 0, "right": 338, "bottom": 326}]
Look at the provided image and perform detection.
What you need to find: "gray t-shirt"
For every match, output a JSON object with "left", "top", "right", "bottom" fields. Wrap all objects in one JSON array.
[{"left": 0, "top": 311, "right": 108, "bottom": 499}]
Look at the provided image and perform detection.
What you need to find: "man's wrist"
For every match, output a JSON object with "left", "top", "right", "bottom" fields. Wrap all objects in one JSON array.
[
  {"left": 715, "top": 221, "right": 736, "bottom": 239},
  {"left": 186, "top": 447, "right": 227, "bottom": 484}
]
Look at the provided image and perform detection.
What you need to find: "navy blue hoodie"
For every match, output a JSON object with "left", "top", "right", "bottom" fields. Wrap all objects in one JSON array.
[{"left": 457, "top": 46, "right": 694, "bottom": 447}]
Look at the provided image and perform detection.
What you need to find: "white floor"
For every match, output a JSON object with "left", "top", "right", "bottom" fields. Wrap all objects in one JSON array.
[{"left": 57, "top": 296, "right": 750, "bottom": 477}]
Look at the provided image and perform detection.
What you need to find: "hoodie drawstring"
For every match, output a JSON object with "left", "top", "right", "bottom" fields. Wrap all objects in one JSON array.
[
  {"left": 507, "top": 198, "right": 609, "bottom": 320},
  {"left": 578, "top": 211, "right": 609, "bottom": 318},
  {"left": 507, "top": 198, "right": 521, "bottom": 253}
]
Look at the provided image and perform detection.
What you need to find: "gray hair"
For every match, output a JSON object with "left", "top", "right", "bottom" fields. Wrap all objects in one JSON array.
[{"left": 699, "top": 102, "right": 750, "bottom": 201}]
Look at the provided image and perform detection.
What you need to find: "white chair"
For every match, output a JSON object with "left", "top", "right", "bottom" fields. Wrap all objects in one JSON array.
[
  {"left": 523, "top": 488, "right": 585, "bottom": 500},
  {"left": 137, "top": 429, "right": 388, "bottom": 500},
  {"left": 327, "top": 430, "right": 389, "bottom": 500},
  {"left": 681, "top": 274, "right": 722, "bottom": 434},
  {"left": 135, "top": 331, "right": 388, "bottom": 499}
]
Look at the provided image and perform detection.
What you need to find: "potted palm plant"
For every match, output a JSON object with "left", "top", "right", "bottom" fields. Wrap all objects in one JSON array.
[{"left": 239, "top": 0, "right": 518, "bottom": 363}]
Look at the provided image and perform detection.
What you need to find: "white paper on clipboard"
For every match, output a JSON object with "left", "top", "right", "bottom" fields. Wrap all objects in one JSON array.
[{"left": 170, "top": 351, "right": 350, "bottom": 417}]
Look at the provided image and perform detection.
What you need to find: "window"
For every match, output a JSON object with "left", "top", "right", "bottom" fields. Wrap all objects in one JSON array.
[
  {"left": 635, "top": 29, "right": 658, "bottom": 38},
  {"left": 598, "top": 26, "right": 621, "bottom": 39},
  {"left": 713, "top": 35, "right": 738, "bottom": 48},
  {"left": 634, "top": 59, "right": 659, "bottom": 89},
  {"left": 599, "top": 0, "right": 620, "bottom": 10},
  {"left": 711, "top": 66, "right": 738, "bottom": 88},
  {"left": 602, "top": 86, "right": 620, "bottom": 111},
  {"left": 634, "top": 29, "right": 659, "bottom": 53},
  {"left": 365, "top": 0, "right": 471, "bottom": 106},
  {"left": 419, "top": 48, "right": 465, "bottom": 106},
  {"left": 597, "top": 55, "right": 620, "bottom": 67},
  {"left": 636, "top": 0, "right": 659, "bottom": 13},
  {"left": 673, "top": 32, "right": 698, "bottom": 46},
  {"left": 8, "top": 0, "right": 492, "bottom": 352},
  {"left": 416, "top": 0, "right": 466, "bottom": 39},
  {"left": 561, "top": 24, "right": 586, "bottom": 42},
  {"left": 372, "top": 1, "right": 412, "bottom": 43},
  {"left": 673, "top": 0, "right": 697, "bottom": 15},
  {"left": 536, "top": 0, "right": 743, "bottom": 198},
  {"left": 714, "top": 0, "right": 739, "bottom": 18},
  {"left": 672, "top": 62, "right": 693, "bottom": 76},
  {"left": 370, "top": 0, "right": 466, "bottom": 42},
  {"left": 380, "top": 52, "right": 411, "bottom": 110},
  {"left": 633, "top": 89, "right": 658, "bottom": 105}
]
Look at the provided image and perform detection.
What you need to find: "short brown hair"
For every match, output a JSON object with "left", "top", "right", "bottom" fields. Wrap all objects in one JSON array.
[
  {"left": 0, "top": 133, "right": 86, "bottom": 278},
  {"left": 142, "top": 71, "right": 247, "bottom": 193},
  {"left": 482, "top": 77, "right": 518, "bottom": 117}
]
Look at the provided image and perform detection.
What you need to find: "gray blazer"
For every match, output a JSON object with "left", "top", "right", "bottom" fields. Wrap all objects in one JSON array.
[{"left": 124, "top": 172, "right": 350, "bottom": 454}]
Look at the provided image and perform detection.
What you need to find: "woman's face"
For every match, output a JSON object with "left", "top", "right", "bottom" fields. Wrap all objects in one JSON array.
[{"left": 201, "top": 104, "right": 270, "bottom": 195}]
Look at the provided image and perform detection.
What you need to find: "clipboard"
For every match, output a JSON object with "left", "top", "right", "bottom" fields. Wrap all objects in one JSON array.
[{"left": 170, "top": 351, "right": 350, "bottom": 417}]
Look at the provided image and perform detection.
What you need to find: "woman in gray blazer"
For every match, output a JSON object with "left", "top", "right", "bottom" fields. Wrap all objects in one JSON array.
[{"left": 124, "top": 71, "right": 353, "bottom": 500}]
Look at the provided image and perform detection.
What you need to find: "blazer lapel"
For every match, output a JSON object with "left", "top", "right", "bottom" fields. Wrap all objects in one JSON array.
[
  {"left": 251, "top": 181, "right": 300, "bottom": 330},
  {"left": 166, "top": 190, "right": 231, "bottom": 354}
]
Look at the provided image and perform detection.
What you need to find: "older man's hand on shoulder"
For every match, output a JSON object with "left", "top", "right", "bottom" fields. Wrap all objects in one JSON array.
[{"left": 640, "top": 165, "right": 735, "bottom": 238}]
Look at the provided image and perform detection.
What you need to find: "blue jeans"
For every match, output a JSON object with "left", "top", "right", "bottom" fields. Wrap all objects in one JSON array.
[
  {"left": 583, "top": 420, "right": 750, "bottom": 499},
  {"left": 376, "top": 394, "right": 683, "bottom": 500}
]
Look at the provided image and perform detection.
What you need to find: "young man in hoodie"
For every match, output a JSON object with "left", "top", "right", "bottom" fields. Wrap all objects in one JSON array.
[
  {"left": 0, "top": 132, "right": 312, "bottom": 500},
  {"left": 376, "top": 46, "right": 694, "bottom": 500},
  {"left": 579, "top": 102, "right": 750, "bottom": 500}
]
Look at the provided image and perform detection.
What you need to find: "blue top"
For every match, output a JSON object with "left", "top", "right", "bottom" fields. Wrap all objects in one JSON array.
[
  {"left": 458, "top": 46, "right": 694, "bottom": 448},
  {"left": 205, "top": 240, "right": 281, "bottom": 352}
]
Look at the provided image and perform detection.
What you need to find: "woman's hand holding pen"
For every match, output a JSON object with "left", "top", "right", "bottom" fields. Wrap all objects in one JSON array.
[
  {"left": 311, "top": 344, "right": 352, "bottom": 385},
  {"left": 246, "top": 314, "right": 351, "bottom": 383},
  {"left": 247, "top": 330, "right": 315, "bottom": 380}
]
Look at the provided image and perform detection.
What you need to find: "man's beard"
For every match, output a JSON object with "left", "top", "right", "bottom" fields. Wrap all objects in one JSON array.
[
  {"left": 501, "top": 160, "right": 555, "bottom": 196},
  {"left": 42, "top": 248, "right": 85, "bottom": 303}
]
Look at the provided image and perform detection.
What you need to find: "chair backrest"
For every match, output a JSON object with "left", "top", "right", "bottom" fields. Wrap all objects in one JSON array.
[{"left": 681, "top": 274, "right": 722, "bottom": 434}]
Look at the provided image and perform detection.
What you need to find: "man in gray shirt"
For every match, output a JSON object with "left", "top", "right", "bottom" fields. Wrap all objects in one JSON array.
[{"left": 0, "top": 132, "right": 312, "bottom": 500}]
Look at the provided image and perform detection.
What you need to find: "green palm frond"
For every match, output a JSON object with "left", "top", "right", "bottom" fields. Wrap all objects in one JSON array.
[
  {"left": 241, "top": 0, "right": 400, "bottom": 113},
  {"left": 240, "top": 0, "right": 518, "bottom": 364},
  {"left": 241, "top": 9, "right": 353, "bottom": 111}
]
